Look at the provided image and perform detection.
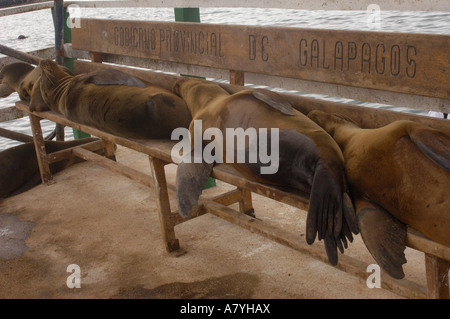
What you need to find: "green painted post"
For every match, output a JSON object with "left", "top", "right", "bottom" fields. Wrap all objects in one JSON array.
[
  {"left": 63, "top": 6, "right": 90, "bottom": 139},
  {"left": 174, "top": 8, "right": 215, "bottom": 189}
]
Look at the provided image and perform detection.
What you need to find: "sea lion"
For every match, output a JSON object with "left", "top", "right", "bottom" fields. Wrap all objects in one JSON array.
[
  {"left": 307, "top": 110, "right": 450, "bottom": 278},
  {"left": 0, "top": 61, "right": 73, "bottom": 110},
  {"left": 172, "top": 78, "right": 359, "bottom": 265},
  {"left": 0, "top": 137, "right": 104, "bottom": 198},
  {"left": 36, "top": 59, "right": 192, "bottom": 139},
  {"left": 0, "top": 62, "right": 34, "bottom": 100}
]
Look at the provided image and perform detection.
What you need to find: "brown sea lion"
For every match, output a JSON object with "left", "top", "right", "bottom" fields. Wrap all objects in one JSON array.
[
  {"left": 172, "top": 78, "right": 359, "bottom": 266},
  {"left": 36, "top": 59, "right": 192, "bottom": 139},
  {"left": 0, "top": 62, "right": 34, "bottom": 100},
  {"left": 0, "top": 61, "right": 73, "bottom": 106},
  {"left": 307, "top": 110, "right": 450, "bottom": 278},
  {"left": 0, "top": 137, "right": 103, "bottom": 198}
]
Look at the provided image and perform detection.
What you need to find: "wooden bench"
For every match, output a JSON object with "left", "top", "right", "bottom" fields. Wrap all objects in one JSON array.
[{"left": 3, "top": 14, "right": 450, "bottom": 299}]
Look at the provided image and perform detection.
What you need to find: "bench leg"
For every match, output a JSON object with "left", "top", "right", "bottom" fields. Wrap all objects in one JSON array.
[
  {"left": 425, "top": 253, "right": 450, "bottom": 299},
  {"left": 238, "top": 188, "right": 255, "bottom": 217},
  {"left": 104, "top": 141, "right": 116, "bottom": 161},
  {"left": 29, "top": 114, "right": 54, "bottom": 184},
  {"left": 149, "top": 156, "right": 181, "bottom": 253}
]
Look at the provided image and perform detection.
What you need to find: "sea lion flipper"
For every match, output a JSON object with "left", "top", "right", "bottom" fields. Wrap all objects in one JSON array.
[
  {"left": 306, "top": 163, "right": 344, "bottom": 265},
  {"left": 356, "top": 198, "right": 407, "bottom": 279},
  {"left": 409, "top": 126, "right": 450, "bottom": 172},
  {"left": 176, "top": 153, "right": 214, "bottom": 218},
  {"left": 81, "top": 69, "right": 147, "bottom": 88},
  {"left": 252, "top": 89, "right": 294, "bottom": 116}
]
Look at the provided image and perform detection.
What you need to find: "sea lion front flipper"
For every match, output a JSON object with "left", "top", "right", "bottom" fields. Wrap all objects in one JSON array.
[
  {"left": 408, "top": 125, "right": 450, "bottom": 172},
  {"left": 176, "top": 153, "right": 214, "bottom": 218},
  {"left": 356, "top": 197, "right": 407, "bottom": 279},
  {"left": 252, "top": 89, "right": 294, "bottom": 116},
  {"left": 81, "top": 69, "right": 147, "bottom": 88},
  {"left": 306, "top": 163, "right": 345, "bottom": 266}
]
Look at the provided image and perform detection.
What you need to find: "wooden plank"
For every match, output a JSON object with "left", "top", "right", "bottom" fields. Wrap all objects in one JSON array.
[
  {"left": 64, "top": 46, "right": 448, "bottom": 113},
  {"left": 73, "top": 60, "right": 450, "bottom": 133},
  {"left": 48, "top": 139, "right": 106, "bottom": 163},
  {"left": 72, "top": 19, "right": 450, "bottom": 100},
  {"left": 63, "top": 0, "right": 450, "bottom": 12},
  {"left": 425, "top": 254, "right": 450, "bottom": 299},
  {"left": 203, "top": 200, "right": 427, "bottom": 299},
  {"left": 0, "top": 47, "right": 54, "bottom": 68},
  {"left": 0, "top": 127, "right": 33, "bottom": 143},
  {"left": 0, "top": 1, "right": 52, "bottom": 17},
  {"left": 72, "top": 146, "right": 158, "bottom": 189},
  {"left": 0, "top": 106, "right": 27, "bottom": 122},
  {"left": 406, "top": 228, "right": 450, "bottom": 262}
]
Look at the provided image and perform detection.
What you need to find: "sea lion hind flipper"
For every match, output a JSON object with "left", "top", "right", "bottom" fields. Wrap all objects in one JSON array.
[
  {"left": 252, "top": 89, "right": 294, "bottom": 116},
  {"left": 176, "top": 154, "right": 214, "bottom": 218},
  {"left": 306, "top": 164, "right": 344, "bottom": 265},
  {"left": 81, "top": 69, "right": 147, "bottom": 88},
  {"left": 408, "top": 126, "right": 450, "bottom": 172},
  {"left": 357, "top": 202, "right": 407, "bottom": 279}
]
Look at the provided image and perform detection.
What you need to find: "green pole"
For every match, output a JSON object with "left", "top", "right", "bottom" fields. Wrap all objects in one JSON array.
[
  {"left": 63, "top": 5, "right": 90, "bottom": 139},
  {"left": 174, "top": 8, "right": 215, "bottom": 189}
]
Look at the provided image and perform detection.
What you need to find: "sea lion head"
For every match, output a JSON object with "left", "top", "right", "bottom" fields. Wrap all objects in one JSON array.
[
  {"left": 0, "top": 62, "right": 34, "bottom": 98},
  {"left": 39, "top": 59, "right": 73, "bottom": 109}
]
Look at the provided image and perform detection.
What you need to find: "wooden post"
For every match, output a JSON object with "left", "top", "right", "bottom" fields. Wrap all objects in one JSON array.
[
  {"left": 148, "top": 156, "right": 181, "bottom": 253},
  {"left": 230, "top": 70, "right": 245, "bottom": 86},
  {"left": 29, "top": 114, "right": 54, "bottom": 184},
  {"left": 238, "top": 188, "right": 255, "bottom": 217},
  {"left": 425, "top": 253, "right": 450, "bottom": 299}
]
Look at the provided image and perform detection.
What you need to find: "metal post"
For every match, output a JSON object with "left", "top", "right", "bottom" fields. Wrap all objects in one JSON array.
[{"left": 52, "top": 0, "right": 65, "bottom": 141}]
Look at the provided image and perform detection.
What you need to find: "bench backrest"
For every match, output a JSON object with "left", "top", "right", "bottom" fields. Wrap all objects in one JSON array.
[{"left": 69, "top": 17, "right": 450, "bottom": 131}]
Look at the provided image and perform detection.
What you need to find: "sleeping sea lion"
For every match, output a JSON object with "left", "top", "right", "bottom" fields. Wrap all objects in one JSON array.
[
  {"left": 36, "top": 59, "right": 192, "bottom": 139},
  {"left": 0, "top": 61, "right": 73, "bottom": 105},
  {"left": 0, "top": 62, "right": 34, "bottom": 100},
  {"left": 0, "top": 137, "right": 104, "bottom": 198},
  {"left": 172, "top": 78, "right": 359, "bottom": 266},
  {"left": 307, "top": 110, "right": 450, "bottom": 278}
]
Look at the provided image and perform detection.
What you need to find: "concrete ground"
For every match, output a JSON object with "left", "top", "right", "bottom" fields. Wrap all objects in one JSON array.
[{"left": 0, "top": 146, "right": 429, "bottom": 299}]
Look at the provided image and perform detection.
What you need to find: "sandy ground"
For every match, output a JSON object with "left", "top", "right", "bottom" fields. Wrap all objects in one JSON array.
[{"left": 0, "top": 146, "right": 430, "bottom": 299}]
